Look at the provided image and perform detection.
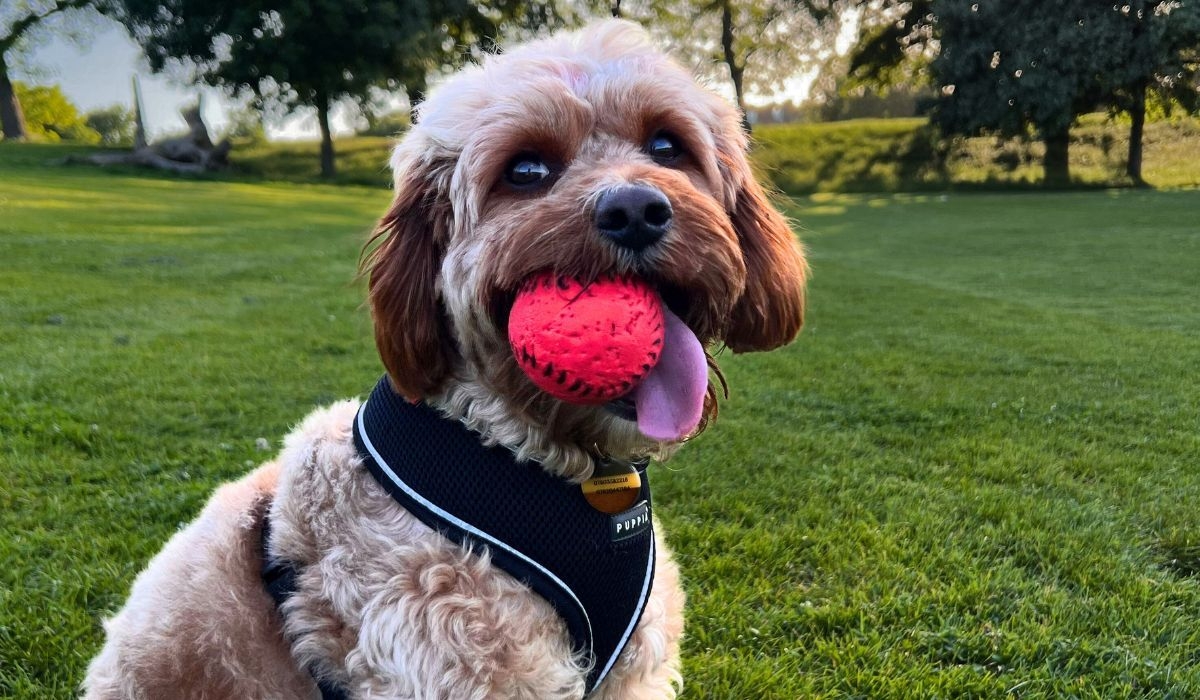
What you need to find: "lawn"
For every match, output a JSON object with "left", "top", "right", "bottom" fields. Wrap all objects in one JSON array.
[
  {"left": 2, "top": 144, "right": 1200, "bottom": 698},
  {"left": 220, "top": 115, "right": 1200, "bottom": 194}
]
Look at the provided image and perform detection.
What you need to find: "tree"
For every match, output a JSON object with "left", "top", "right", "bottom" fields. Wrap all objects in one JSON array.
[
  {"left": 622, "top": 0, "right": 846, "bottom": 131},
  {"left": 85, "top": 104, "right": 136, "bottom": 145},
  {"left": 14, "top": 81, "right": 99, "bottom": 141},
  {"left": 1, "top": 0, "right": 115, "bottom": 140},
  {"left": 851, "top": 0, "right": 1200, "bottom": 186},
  {"left": 804, "top": 48, "right": 927, "bottom": 121},
  {"left": 930, "top": 1, "right": 1134, "bottom": 185},
  {"left": 117, "top": 0, "right": 570, "bottom": 178},
  {"left": 1106, "top": 0, "right": 1200, "bottom": 186}
]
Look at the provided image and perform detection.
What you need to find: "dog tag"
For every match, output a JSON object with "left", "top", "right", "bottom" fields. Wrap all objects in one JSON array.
[{"left": 581, "top": 458, "right": 642, "bottom": 514}]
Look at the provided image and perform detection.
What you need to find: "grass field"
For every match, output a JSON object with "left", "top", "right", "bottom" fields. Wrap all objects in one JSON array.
[
  {"left": 752, "top": 115, "right": 1200, "bottom": 194},
  {"left": 2, "top": 143, "right": 1200, "bottom": 698},
  {"left": 27, "top": 113, "right": 1200, "bottom": 194},
  {"left": 227, "top": 115, "right": 1200, "bottom": 193}
]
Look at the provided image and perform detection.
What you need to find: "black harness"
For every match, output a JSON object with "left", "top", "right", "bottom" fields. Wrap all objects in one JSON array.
[{"left": 262, "top": 375, "right": 656, "bottom": 697}]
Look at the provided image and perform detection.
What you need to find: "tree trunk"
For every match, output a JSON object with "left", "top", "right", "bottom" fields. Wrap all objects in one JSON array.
[
  {"left": 1126, "top": 79, "right": 1147, "bottom": 187},
  {"left": 315, "top": 91, "right": 336, "bottom": 179},
  {"left": 0, "top": 52, "right": 29, "bottom": 141},
  {"left": 1042, "top": 126, "right": 1070, "bottom": 186},
  {"left": 719, "top": 1, "right": 751, "bottom": 133},
  {"left": 1126, "top": 0, "right": 1149, "bottom": 188},
  {"left": 1126, "top": 82, "right": 1148, "bottom": 188}
]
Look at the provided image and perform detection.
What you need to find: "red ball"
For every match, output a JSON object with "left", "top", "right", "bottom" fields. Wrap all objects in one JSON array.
[{"left": 508, "top": 272, "right": 664, "bottom": 404}]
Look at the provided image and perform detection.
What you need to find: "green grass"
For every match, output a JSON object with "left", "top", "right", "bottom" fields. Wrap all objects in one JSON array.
[
  {"left": 3, "top": 144, "right": 1200, "bottom": 698},
  {"left": 231, "top": 135, "right": 399, "bottom": 188},
  {"left": 30, "top": 114, "right": 1200, "bottom": 194},
  {"left": 754, "top": 115, "right": 1200, "bottom": 194}
]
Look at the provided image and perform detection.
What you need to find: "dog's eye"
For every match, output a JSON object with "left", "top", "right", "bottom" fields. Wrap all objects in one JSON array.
[
  {"left": 505, "top": 155, "right": 551, "bottom": 188},
  {"left": 646, "top": 133, "right": 682, "bottom": 164}
]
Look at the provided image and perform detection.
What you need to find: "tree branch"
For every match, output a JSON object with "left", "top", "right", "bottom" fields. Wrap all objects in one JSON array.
[{"left": 1, "top": 0, "right": 94, "bottom": 50}]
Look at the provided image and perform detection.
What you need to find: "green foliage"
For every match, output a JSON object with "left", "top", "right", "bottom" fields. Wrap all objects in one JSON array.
[
  {"left": 1, "top": 2, "right": 122, "bottom": 141},
  {"left": 13, "top": 82, "right": 98, "bottom": 142},
  {"left": 42, "top": 113, "right": 1200, "bottom": 192},
  {"left": 229, "top": 135, "right": 396, "bottom": 187},
  {"left": 4, "top": 145, "right": 1200, "bottom": 697},
  {"left": 846, "top": 0, "right": 934, "bottom": 90},
  {"left": 76, "top": 115, "right": 1198, "bottom": 191},
  {"left": 628, "top": 0, "right": 844, "bottom": 108},
  {"left": 754, "top": 118, "right": 949, "bottom": 193},
  {"left": 83, "top": 104, "right": 134, "bottom": 146},
  {"left": 929, "top": 1, "right": 1124, "bottom": 140},
  {"left": 804, "top": 49, "right": 929, "bottom": 123},
  {"left": 1105, "top": 0, "right": 1200, "bottom": 117},
  {"left": 356, "top": 109, "right": 410, "bottom": 138},
  {"left": 848, "top": 1, "right": 1200, "bottom": 182},
  {"left": 221, "top": 104, "right": 266, "bottom": 145}
]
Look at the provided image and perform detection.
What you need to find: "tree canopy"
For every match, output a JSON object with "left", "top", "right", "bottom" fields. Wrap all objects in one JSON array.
[
  {"left": 117, "top": 0, "right": 569, "bottom": 177},
  {"left": 625, "top": 0, "right": 846, "bottom": 130},
  {"left": 1, "top": 0, "right": 117, "bottom": 140},
  {"left": 13, "top": 81, "right": 100, "bottom": 141},
  {"left": 84, "top": 103, "right": 136, "bottom": 146}
]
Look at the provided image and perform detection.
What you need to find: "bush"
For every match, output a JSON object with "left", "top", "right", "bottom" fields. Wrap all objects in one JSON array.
[
  {"left": 14, "top": 83, "right": 100, "bottom": 144},
  {"left": 84, "top": 105, "right": 136, "bottom": 147},
  {"left": 222, "top": 105, "right": 267, "bottom": 145}
]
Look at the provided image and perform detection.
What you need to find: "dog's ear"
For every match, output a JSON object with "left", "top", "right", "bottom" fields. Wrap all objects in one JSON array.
[
  {"left": 362, "top": 160, "right": 456, "bottom": 401},
  {"left": 721, "top": 154, "right": 809, "bottom": 353}
]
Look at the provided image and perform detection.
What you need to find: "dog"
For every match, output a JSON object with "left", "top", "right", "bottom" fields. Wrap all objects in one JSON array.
[{"left": 83, "top": 19, "right": 807, "bottom": 700}]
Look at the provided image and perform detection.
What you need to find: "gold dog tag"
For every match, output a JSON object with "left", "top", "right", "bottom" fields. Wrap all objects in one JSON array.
[{"left": 581, "top": 459, "right": 642, "bottom": 514}]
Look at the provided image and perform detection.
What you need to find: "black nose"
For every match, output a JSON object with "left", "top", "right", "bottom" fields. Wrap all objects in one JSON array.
[{"left": 594, "top": 185, "right": 672, "bottom": 251}]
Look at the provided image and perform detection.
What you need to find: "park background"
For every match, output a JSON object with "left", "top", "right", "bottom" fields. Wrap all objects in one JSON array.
[{"left": 3, "top": 1, "right": 1199, "bottom": 698}]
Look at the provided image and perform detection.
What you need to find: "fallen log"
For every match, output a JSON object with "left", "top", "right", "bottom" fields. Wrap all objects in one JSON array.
[{"left": 77, "top": 101, "right": 231, "bottom": 173}]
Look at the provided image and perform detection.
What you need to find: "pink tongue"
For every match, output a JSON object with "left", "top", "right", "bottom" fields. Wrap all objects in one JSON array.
[{"left": 631, "top": 308, "right": 708, "bottom": 441}]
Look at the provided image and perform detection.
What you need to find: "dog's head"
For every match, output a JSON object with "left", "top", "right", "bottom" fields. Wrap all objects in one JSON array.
[{"left": 363, "top": 20, "right": 807, "bottom": 477}]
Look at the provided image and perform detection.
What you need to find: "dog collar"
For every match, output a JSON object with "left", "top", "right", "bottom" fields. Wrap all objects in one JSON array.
[{"left": 353, "top": 375, "right": 655, "bottom": 694}]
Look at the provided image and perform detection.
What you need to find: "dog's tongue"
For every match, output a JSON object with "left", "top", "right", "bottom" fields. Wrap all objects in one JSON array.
[{"left": 631, "top": 308, "right": 708, "bottom": 442}]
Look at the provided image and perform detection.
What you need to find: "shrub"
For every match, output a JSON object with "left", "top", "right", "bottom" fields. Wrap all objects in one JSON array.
[
  {"left": 84, "top": 105, "right": 136, "bottom": 147},
  {"left": 14, "top": 83, "right": 100, "bottom": 144}
]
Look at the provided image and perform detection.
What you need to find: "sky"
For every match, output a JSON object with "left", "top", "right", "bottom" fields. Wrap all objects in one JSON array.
[{"left": 21, "top": 13, "right": 853, "bottom": 143}]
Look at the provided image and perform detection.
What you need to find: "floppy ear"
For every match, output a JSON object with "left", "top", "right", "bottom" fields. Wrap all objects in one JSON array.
[
  {"left": 723, "top": 170, "right": 809, "bottom": 353},
  {"left": 362, "top": 166, "right": 456, "bottom": 401}
]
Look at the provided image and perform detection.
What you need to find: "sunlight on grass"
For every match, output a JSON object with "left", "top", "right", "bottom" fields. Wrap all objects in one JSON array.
[{"left": 2, "top": 147, "right": 1199, "bottom": 698}]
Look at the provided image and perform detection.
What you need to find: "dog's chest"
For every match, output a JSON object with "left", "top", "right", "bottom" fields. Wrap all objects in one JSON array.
[
  {"left": 271, "top": 380, "right": 661, "bottom": 697},
  {"left": 351, "top": 376, "right": 656, "bottom": 694}
]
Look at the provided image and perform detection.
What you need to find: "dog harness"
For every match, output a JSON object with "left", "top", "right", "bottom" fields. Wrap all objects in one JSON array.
[{"left": 263, "top": 375, "right": 656, "bottom": 697}]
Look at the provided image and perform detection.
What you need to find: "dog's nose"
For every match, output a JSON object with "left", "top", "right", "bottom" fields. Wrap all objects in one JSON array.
[{"left": 594, "top": 185, "right": 672, "bottom": 251}]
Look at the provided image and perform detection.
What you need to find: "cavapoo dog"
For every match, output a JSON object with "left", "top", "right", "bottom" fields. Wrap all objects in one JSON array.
[{"left": 84, "top": 19, "right": 807, "bottom": 700}]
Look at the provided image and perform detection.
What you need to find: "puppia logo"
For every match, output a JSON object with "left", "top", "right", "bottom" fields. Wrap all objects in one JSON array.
[{"left": 610, "top": 501, "right": 650, "bottom": 542}]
